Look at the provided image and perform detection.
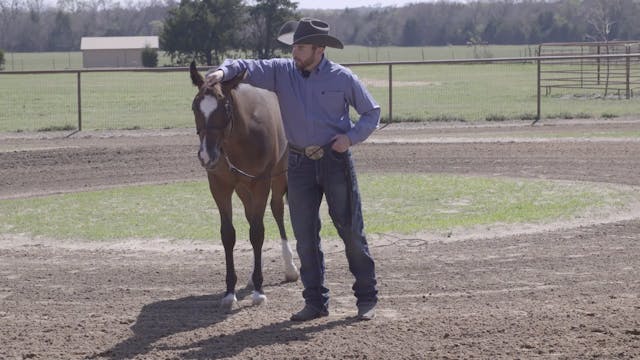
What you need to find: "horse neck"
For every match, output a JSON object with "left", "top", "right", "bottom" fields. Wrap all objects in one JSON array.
[{"left": 225, "top": 91, "right": 250, "bottom": 143}]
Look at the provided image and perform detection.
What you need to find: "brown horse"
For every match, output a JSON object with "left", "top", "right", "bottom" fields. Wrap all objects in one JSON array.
[{"left": 189, "top": 62, "right": 298, "bottom": 310}]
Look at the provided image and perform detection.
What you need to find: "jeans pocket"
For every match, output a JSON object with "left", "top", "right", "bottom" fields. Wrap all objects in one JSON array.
[
  {"left": 288, "top": 152, "right": 303, "bottom": 169},
  {"left": 328, "top": 149, "right": 348, "bottom": 162}
]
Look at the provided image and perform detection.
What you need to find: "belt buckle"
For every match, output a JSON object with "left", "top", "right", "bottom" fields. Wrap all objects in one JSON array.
[{"left": 304, "top": 145, "right": 324, "bottom": 160}]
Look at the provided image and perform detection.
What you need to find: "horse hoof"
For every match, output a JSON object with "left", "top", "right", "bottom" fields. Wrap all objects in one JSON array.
[
  {"left": 252, "top": 291, "right": 267, "bottom": 306},
  {"left": 285, "top": 271, "right": 299, "bottom": 282},
  {"left": 220, "top": 293, "right": 237, "bottom": 311}
]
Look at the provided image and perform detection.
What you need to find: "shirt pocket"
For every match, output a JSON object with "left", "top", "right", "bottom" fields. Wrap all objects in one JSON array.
[{"left": 319, "top": 90, "right": 347, "bottom": 117}]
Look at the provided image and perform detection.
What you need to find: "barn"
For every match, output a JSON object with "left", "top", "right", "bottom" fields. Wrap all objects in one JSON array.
[{"left": 80, "top": 36, "right": 159, "bottom": 68}]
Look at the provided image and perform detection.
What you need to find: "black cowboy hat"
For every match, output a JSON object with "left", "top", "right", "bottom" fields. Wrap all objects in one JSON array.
[{"left": 277, "top": 18, "right": 344, "bottom": 49}]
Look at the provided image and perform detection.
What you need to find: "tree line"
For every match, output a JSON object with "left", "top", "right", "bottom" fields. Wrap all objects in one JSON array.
[{"left": 2, "top": 0, "right": 640, "bottom": 61}]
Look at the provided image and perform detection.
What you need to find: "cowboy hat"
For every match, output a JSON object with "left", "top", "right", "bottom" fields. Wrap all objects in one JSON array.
[{"left": 277, "top": 18, "right": 344, "bottom": 49}]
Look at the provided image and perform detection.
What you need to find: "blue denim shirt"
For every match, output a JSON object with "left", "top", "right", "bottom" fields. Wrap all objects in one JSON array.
[{"left": 216, "top": 56, "right": 381, "bottom": 148}]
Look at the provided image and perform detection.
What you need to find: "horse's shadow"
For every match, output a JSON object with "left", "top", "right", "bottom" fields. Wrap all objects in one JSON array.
[
  {"left": 93, "top": 286, "right": 356, "bottom": 359},
  {"left": 92, "top": 289, "right": 242, "bottom": 359}
]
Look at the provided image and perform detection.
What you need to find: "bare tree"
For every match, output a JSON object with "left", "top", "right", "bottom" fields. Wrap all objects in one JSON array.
[
  {"left": 583, "top": 0, "right": 617, "bottom": 42},
  {"left": 0, "top": 0, "right": 22, "bottom": 49}
]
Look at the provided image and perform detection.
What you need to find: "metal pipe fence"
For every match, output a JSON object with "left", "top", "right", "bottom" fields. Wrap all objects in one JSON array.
[{"left": 2, "top": 53, "right": 640, "bottom": 133}]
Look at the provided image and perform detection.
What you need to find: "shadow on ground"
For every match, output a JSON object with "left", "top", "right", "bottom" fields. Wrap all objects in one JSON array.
[{"left": 93, "top": 286, "right": 357, "bottom": 359}]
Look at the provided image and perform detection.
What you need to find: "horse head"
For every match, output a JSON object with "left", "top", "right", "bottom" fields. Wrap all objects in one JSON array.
[{"left": 190, "top": 61, "right": 246, "bottom": 171}]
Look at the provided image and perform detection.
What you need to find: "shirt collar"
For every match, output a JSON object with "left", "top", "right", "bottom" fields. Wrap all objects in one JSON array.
[
  {"left": 315, "top": 55, "right": 330, "bottom": 74},
  {"left": 299, "top": 55, "right": 330, "bottom": 78}
]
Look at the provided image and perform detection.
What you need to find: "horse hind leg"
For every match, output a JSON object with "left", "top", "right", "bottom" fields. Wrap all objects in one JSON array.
[
  {"left": 271, "top": 179, "right": 299, "bottom": 282},
  {"left": 281, "top": 238, "right": 298, "bottom": 282}
]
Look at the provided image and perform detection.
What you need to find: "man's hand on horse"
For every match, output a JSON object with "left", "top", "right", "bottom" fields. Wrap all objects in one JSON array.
[
  {"left": 331, "top": 134, "right": 351, "bottom": 153},
  {"left": 205, "top": 70, "right": 223, "bottom": 88}
]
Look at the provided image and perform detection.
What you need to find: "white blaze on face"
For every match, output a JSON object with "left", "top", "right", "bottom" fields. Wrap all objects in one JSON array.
[
  {"left": 198, "top": 95, "right": 218, "bottom": 166},
  {"left": 199, "top": 136, "right": 211, "bottom": 165},
  {"left": 199, "top": 95, "right": 218, "bottom": 122}
]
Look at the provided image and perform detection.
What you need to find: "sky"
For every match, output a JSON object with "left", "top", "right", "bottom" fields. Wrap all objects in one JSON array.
[{"left": 295, "top": 0, "right": 461, "bottom": 10}]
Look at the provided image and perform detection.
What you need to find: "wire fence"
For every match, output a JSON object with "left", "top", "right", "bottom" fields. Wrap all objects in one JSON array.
[{"left": 2, "top": 54, "right": 640, "bottom": 133}]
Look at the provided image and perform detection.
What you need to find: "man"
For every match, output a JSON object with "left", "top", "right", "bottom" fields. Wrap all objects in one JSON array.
[{"left": 205, "top": 17, "right": 379, "bottom": 321}]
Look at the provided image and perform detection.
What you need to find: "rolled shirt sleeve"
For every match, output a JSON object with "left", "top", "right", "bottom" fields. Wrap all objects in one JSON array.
[
  {"left": 209, "top": 56, "right": 381, "bottom": 147},
  {"left": 345, "top": 71, "right": 381, "bottom": 145}
]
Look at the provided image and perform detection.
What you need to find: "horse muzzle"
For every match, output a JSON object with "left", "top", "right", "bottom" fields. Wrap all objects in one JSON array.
[{"left": 198, "top": 141, "right": 221, "bottom": 170}]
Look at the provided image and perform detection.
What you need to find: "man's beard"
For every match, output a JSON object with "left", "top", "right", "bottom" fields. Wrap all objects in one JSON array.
[{"left": 294, "top": 56, "right": 314, "bottom": 71}]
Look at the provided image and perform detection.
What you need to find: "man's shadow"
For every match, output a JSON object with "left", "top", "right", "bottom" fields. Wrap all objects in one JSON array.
[
  {"left": 93, "top": 286, "right": 356, "bottom": 359},
  {"left": 162, "top": 316, "right": 356, "bottom": 359}
]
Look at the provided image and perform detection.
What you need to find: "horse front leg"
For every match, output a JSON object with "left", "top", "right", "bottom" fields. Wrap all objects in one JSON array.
[
  {"left": 220, "top": 214, "right": 238, "bottom": 310},
  {"left": 248, "top": 219, "right": 267, "bottom": 305},
  {"left": 210, "top": 175, "right": 237, "bottom": 310},
  {"left": 238, "top": 182, "right": 269, "bottom": 306}
]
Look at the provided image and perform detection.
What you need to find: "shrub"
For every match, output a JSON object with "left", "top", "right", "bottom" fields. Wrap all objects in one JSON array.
[
  {"left": 141, "top": 46, "right": 158, "bottom": 68},
  {"left": 485, "top": 114, "right": 507, "bottom": 122},
  {"left": 518, "top": 113, "right": 538, "bottom": 121},
  {"left": 0, "top": 49, "right": 5, "bottom": 70}
]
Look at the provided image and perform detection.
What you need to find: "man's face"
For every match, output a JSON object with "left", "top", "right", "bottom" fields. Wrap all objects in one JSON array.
[{"left": 292, "top": 44, "right": 323, "bottom": 71}]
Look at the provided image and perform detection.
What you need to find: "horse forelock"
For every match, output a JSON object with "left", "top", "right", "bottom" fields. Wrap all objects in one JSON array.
[{"left": 194, "top": 83, "right": 227, "bottom": 125}]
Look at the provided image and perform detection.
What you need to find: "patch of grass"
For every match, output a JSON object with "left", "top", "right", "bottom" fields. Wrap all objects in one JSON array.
[
  {"left": 518, "top": 113, "right": 538, "bottom": 121},
  {"left": 485, "top": 114, "right": 507, "bottom": 122},
  {"left": 575, "top": 112, "right": 592, "bottom": 119},
  {"left": 37, "top": 124, "right": 76, "bottom": 132},
  {"left": 0, "top": 174, "right": 635, "bottom": 242},
  {"left": 425, "top": 114, "right": 467, "bottom": 122}
]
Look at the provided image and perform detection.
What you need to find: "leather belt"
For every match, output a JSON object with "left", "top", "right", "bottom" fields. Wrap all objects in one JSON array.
[{"left": 289, "top": 144, "right": 325, "bottom": 160}]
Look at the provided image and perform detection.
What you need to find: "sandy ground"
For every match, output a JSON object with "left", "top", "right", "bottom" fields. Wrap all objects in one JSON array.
[{"left": 1, "top": 120, "right": 640, "bottom": 359}]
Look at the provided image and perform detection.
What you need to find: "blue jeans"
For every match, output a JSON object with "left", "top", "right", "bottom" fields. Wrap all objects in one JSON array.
[{"left": 287, "top": 148, "right": 378, "bottom": 312}]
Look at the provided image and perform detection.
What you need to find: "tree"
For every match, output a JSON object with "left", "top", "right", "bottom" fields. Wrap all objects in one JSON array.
[
  {"left": 583, "top": 0, "right": 617, "bottom": 42},
  {"left": 141, "top": 45, "right": 158, "bottom": 67},
  {"left": 160, "top": 0, "right": 245, "bottom": 66},
  {"left": 401, "top": 18, "right": 421, "bottom": 46},
  {"left": 48, "top": 10, "right": 73, "bottom": 50},
  {"left": 245, "top": 0, "right": 297, "bottom": 59}
]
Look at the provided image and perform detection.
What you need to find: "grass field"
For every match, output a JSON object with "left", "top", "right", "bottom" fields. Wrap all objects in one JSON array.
[
  {"left": 0, "top": 174, "right": 634, "bottom": 242},
  {"left": 2, "top": 45, "right": 640, "bottom": 132}
]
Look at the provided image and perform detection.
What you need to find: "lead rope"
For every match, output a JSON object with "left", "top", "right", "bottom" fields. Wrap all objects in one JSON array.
[{"left": 222, "top": 145, "right": 289, "bottom": 181}]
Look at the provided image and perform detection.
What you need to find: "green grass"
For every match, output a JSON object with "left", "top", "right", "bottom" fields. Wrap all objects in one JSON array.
[
  {"left": 0, "top": 174, "right": 635, "bottom": 242},
  {"left": 2, "top": 47, "right": 640, "bottom": 132},
  {"left": 0, "top": 71, "right": 195, "bottom": 131}
]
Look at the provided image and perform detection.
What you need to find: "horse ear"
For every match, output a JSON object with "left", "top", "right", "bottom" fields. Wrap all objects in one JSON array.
[
  {"left": 190, "top": 61, "right": 204, "bottom": 88},
  {"left": 223, "top": 69, "right": 247, "bottom": 89}
]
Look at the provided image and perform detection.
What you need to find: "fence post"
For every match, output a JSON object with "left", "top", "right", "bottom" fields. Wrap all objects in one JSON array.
[
  {"left": 534, "top": 57, "right": 541, "bottom": 125},
  {"left": 626, "top": 46, "right": 631, "bottom": 100},
  {"left": 597, "top": 45, "right": 601, "bottom": 85},
  {"left": 388, "top": 63, "right": 393, "bottom": 125},
  {"left": 77, "top": 71, "right": 82, "bottom": 131}
]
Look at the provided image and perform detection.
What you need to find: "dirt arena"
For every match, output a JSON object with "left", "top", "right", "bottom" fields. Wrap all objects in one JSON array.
[{"left": 1, "top": 120, "right": 639, "bottom": 359}]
